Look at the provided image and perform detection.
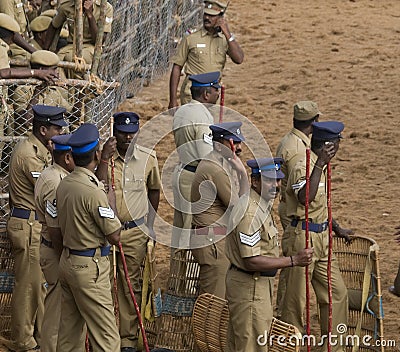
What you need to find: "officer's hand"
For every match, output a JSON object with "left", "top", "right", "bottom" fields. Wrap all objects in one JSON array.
[
  {"left": 34, "top": 68, "right": 58, "bottom": 84},
  {"left": 101, "top": 136, "right": 117, "bottom": 160},
  {"left": 293, "top": 248, "right": 313, "bottom": 267},
  {"left": 317, "top": 142, "right": 337, "bottom": 166},
  {"left": 394, "top": 226, "right": 400, "bottom": 244},
  {"left": 107, "top": 186, "right": 117, "bottom": 209},
  {"left": 215, "top": 17, "right": 230, "bottom": 36},
  {"left": 83, "top": 0, "right": 94, "bottom": 15},
  {"left": 334, "top": 226, "right": 353, "bottom": 244},
  {"left": 168, "top": 99, "right": 179, "bottom": 111}
]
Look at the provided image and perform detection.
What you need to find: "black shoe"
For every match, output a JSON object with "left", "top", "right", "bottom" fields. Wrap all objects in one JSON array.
[
  {"left": 389, "top": 285, "right": 400, "bottom": 297},
  {"left": 121, "top": 348, "right": 136, "bottom": 352}
]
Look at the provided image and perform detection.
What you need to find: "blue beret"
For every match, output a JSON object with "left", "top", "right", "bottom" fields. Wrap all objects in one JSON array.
[
  {"left": 51, "top": 133, "right": 71, "bottom": 151},
  {"left": 247, "top": 157, "right": 285, "bottom": 179},
  {"left": 113, "top": 112, "right": 139, "bottom": 133},
  {"left": 210, "top": 121, "right": 245, "bottom": 142},
  {"left": 312, "top": 121, "right": 344, "bottom": 141},
  {"left": 189, "top": 71, "right": 221, "bottom": 89},
  {"left": 32, "top": 104, "right": 68, "bottom": 127},
  {"left": 69, "top": 123, "right": 99, "bottom": 154}
]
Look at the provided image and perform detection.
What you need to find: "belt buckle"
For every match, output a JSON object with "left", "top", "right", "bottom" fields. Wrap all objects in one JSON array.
[{"left": 321, "top": 222, "right": 327, "bottom": 232}]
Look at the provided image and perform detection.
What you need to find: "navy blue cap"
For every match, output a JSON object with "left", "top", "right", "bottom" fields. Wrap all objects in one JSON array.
[
  {"left": 247, "top": 157, "right": 285, "bottom": 179},
  {"left": 113, "top": 112, "right": 139, "bottom": 133},
  {"left": 312, "top": 121, "right": 344, "bottom": 141},
  {"left": 68, "top": 123, "right": 99, "bottom": 154},
  {"left": 210, "top": 122, "right": 245, "bottom": 142},
  {"left": 189, "top": 71, "right": 221, "bottom": 89},
  {"left": 51, "top": 133, "right": 71, "bottom": 151},
  {"left": 32, "top": 104, "right": 68, "bottom": 127}
]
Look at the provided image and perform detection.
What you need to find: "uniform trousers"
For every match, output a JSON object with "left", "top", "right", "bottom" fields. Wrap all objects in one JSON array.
[
  {"left": 7, "top": 214, "right": 45, "bottom": 350},
  {"left": 57, "top": 43, "right": 94, "bottom": 79},
  {"left": 191, "top": 239, "right": 230, "bottom": 299},
  {"left": 281, "top": 224, "right": 348, "bottom": 352},
  {"left": 39, "top": 243, "right": 61, "bottom": 352},
  {"left": 172, "top": 166, "right": 194, "bottom": 248},
  {"left": 58, "top": 248, "right": 119, "bottom": 352},
  {"left": 179, "top": 75, "right": 192, "bottom": 106},
  {"left": 226, "top": 268, "right": 274, "bottom": 352},
  {"left": 394, "top": 262, "right": 400, "bottom": 294},
  {"left": 111, "top": 227, "right": 148, "bottom": 349}
]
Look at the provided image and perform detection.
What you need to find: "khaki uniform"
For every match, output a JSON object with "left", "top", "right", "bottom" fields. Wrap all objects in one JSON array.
[
  {"left": 13, "top": 85, "right": 72, "bottom": 135},
  {"left": 172, "top": 100, "right": 213, "bottom": 247},
  {"left": 7, "top": 133, "right": 50, "bottom": 350},
  {"left": 0, "top": 39, "right": 11, "bottom": 151},
  {"left": 226, "top": 189, "right": 279, "bottom": 352},
  {"left": 275, "top": 128, "right": 310, "bottom": 318},
  {"left": 56, "top": 166, "right": 121, "bottom": 351},
  {"left": 52, "top": 0, "right": 113, "bottom": 78},
  {"left": 0, "top": 0, "right": 28, "bottom": 34},
  {"left": 34, "top": 163, "right": 68, "bottom": 352},
  {"left": 109, "top": 145, "right": 161, "bottom": 350},
  {"left": 191, "top": 150, "right": 239, "bottom": 298},
  {"left": 172, "top": 28, "right": 229, "bottom": 104},
  {"left": 281, "top": 154, "right": 348, "bottom": 352}
]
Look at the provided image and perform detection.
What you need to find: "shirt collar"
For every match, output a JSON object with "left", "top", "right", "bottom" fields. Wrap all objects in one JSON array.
[{"left": 291, "top": 128, "right": 311, "bottom": 147}]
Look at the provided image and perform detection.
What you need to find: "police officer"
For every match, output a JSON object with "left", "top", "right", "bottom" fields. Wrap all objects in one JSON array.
[
  {"left": 168, "top": 0, "right": 244, "bottom": 108},
  {"left": 13, "top": 50, "right": 72, "bottom": 135},
  {"left": 225, "top": 157, "right": 313, "bottom": 352},
  {"left": 389, "top": 226, "right": 400, "bottom": 297},
  {"left": 56, "top": 123, "right": 121, "bottom": 351},
  {"left": 7, "top": 104, "right": 67, "bottom": 351},
  {"left": 29, "top": 15, "right": 52, "bottom": 50},
  {"left": 44, "top": 0, "right": 113, "bottom": 78},
  {"left": 34, "top": 133, "right": 75, "bottom": 352},
  {"left": 172, "top": 71, "right": 220, "bottom": 247},
  {"left": 275, "top": 100, "right": 321, "bottom": 318},
  {"left": 191, "top": 121, "right": 248, "bottom": 298},
  {"left": 96, "top": 112, "right": 161, "bottom": 352},
  {"left": 281, "top": 121, "right": 353, "bottom": 352}
]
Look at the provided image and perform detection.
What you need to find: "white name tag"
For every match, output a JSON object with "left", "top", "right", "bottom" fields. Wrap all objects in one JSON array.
[
  {"left": 319, "top": 182, "right": 325, "bottom": 188},
  {"left": 203, "top": 133, "right": 213, "bottom": 145},
  {"left": 106, "top": 17, "right": 113, "bottom": 24},
  {"left": 98, "top": 206, "right": 115, "bottom": 219},
  {"left": 16, "top": 2, "right": 24, "bottom": 8},
  {"left": 46, "top": 200, "right": 57, "bottom": 218},
  {"left": 239, "top": 231, "right": 261, "bottom": 247},
  {"left": 31, "top": 171, "right": 41, "bottom": 178},
  {"left": 197, "top": 43, "right": 206, "bottom": 48}
]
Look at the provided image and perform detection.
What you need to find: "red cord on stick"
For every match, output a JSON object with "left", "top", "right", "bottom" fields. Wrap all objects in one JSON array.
[
  {"left": 219, "top": 84, "right": 225, "bottom": 123},
  {"left": 327, "top": 162, "right": 333, "bottom": 352},
  {"left": 305, "top": 148, "right": 311, "bottom": 352}
]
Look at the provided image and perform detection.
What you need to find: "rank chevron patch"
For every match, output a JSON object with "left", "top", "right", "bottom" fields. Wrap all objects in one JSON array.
[
  {"left": 46, "top": 200, "right": 57, "bottom": 218},
  {"left": 239, "top": 230, "right": 261, "bottom": 247}
]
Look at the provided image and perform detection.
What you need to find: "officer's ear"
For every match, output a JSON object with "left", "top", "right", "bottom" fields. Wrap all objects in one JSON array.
[{"left": 39, "top": 125, "right": 48, "bottom": 137}]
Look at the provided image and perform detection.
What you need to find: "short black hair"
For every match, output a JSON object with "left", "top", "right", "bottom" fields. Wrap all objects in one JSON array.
[
  {"left": 72, "top": 144, "right": 99, "bottom": 167},
  {"left": 293, "top": 115, "right": 319, "bottom": 129},
  {"left": 32, "top": 119, "right": 53, "bottom": 134},
  {"left": 190, "top": 86, "right": 211, "bottom": 99}
]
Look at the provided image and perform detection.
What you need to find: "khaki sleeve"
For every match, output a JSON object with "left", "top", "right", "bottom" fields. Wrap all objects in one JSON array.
[
  {"left": 146, "top": 155, "right": 161, "bottom": 190},
  {"left": 211, "top": 167, "right": 238, "bottom": 208},
  {"left": 235, "top": 211, "right": 262, "bottom": 258},
  {"left": 194, "top": 124, "right": 213, "bottom": 158},
  {"left": 20, "top": 154, "right": 46, "bottom": 187},
  {"left": 0, "top": 1, "right": 14, "bottom": 16},
  {"left": 171, "top": 36, "right": 189, "bottom": 67},
  {"left": 90, "top": 188, "right": 121, "bottom": 236},
  {"left": 0, "top": 47, "right": 10, "bottom": 69},
  {"left": 288, "top": 160, "right": 306, "bottom": 199},
  {"left": 104, "top": 3, "right": 113, "bottom": 33},
  {"left": 41, "top": 179, "right": 60, "bottom": 228}
]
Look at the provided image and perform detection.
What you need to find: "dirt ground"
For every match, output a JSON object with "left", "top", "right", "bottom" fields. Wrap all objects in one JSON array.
[
  {"left": 2, "top": 0, "right": 400, "bottom": 350},
  {"left": 119, "top": 0, "right": 400, "bottom": 350}
]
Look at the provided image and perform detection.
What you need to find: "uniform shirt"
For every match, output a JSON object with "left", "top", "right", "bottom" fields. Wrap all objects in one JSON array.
[
  {"left": 34, "top": 163, "right": 68, "bottom": 242},
  {"left": 109, "top": 145, "right": 161, "bottom": 223},
  {"left": 0, "top": 0, "right": 27, "bottom": 34},
  {"left": 13, "top": 85, "right": 72, "bottom": 114},
  {"left": 276, "top": 128, "right": 310, "bottom": 202},
  {"left": 172, "top": 99, "right": 214, "bottom": 167},
  {"left": 9, "top": 133, "right": 52, "bottom": 210},
  {"left": 172, "top": 28, "right": 229, "bottom": 75},
  {"left": 56, "top": 166, "right": 121, "bottom": 250},
  {"left": 191, "top": 150, "right": 239, "bottom": 227},
  {"left": 285, "top": 152, "right": 328, "bottom": 223},
  {"left": 52, "top": 0, "right": 113, "bottom": 44},
  {"left": 226, "top": 189, "right": 279, "bottom": 269},
  {"left": 0, "top": 39, "right": 10, "bottom": 69}
]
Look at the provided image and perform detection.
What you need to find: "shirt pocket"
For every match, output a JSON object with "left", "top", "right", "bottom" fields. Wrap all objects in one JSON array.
[
  {"left": 214, "top": 45, "right": 226, "bottom": 66},
  {"left": 191, "top": 45, "right": 209, "bottom": 65},
  {"left": 124, "top": 172, "right": 145, "bottom": 193},
  {"left": 266, "top": 226, "right": 279, "bottom": 250}
]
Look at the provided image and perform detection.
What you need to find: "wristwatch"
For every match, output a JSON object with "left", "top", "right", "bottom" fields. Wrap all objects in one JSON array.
[{"left": 228, "top": 33, "right": 235, "bottom": 42}]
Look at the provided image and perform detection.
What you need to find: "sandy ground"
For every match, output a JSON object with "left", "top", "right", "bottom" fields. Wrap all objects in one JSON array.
[{"left": 2, "top": 0, "right": 400, "bottom": 350}]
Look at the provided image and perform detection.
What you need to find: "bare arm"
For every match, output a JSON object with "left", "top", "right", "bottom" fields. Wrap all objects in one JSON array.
[
  {"left": 83, "top": 0, "right": 98, "bottom": 45},
  {"left": 147, "top": 189, "right": 160, "bottom": 230},
  {"left": 12, "top": 33, "right": 37, "bottom": 54},
  {"left": 215, "top": 17, "right": 244, "bottom": 64},
  {"left": 168, "top": 63, "right": 183, "bottom": 109}
]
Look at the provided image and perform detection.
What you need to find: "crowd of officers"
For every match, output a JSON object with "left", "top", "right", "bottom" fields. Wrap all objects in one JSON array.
[{"left": 2, "top": 1, "right": 393, "bottom": 352}]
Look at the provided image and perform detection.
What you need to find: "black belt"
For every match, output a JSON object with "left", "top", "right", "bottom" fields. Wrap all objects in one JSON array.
[
  {"left": 41, "top": 237, "right": 53, "bottom": 248},
  {"left": 10, "top": 207, "right": 38, "bottom": 220},
  {"left": 290, "top": 219, "right": 328, "bottom": 233},
  {"left": 183, "top": 164, "right": 197, "bottom": 173},
  {"left": 68, "top": 246, "right": 111, "bottom": 257},
  {"left": 122, "top": 217, "right": 145, "bottom": 230},
  {"left": 230, "top": 264, "right": 277, "bottom": 277}
]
